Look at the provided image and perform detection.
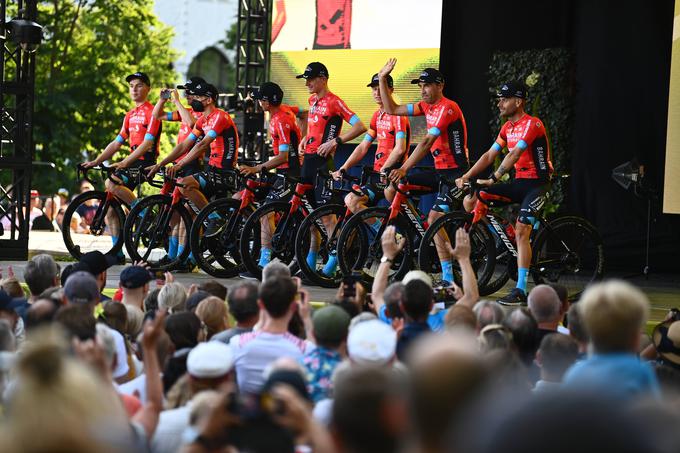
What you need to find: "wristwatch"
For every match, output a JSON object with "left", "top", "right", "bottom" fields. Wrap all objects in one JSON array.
[
  {"left": 380, "top": 256, "right": 394, "bottom": 264},
  {"left": 335, "top": 136, "right": 343, "bottom": 146}
]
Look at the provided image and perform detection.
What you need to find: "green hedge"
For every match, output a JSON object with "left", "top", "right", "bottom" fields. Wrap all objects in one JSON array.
[{"left": 487, "top": 48, "right": 574, "bottom": 214}]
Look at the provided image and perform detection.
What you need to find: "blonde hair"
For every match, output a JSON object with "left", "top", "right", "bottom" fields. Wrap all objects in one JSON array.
[
  {"left": 158, "top": 282, "right": 187, "bottom": 313},
  {"left": 0, "top": 277, "right": 24, "bottom": 299},
  {"left": 2, "top": 327, "right": 129, "bottom": 452},
  {"left": 195, "top": 296, "right": 229, "bottom": 339},
  {"left": 125, "top": 304, "right": 144, "bottom": 338},
  {"left": 578, "top": 280, "right": 649, "bottom": 353}
]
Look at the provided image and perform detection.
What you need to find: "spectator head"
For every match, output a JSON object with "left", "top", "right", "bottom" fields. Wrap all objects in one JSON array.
[
  {"left": 262, "top": 368, "right": 312, "bottom": 403},
  {"left": 0, "top": 289, "right": 21, "bottom": 330},
  {"left": 124, "top": 305, "right": 144, "bottom": 339},
  {"left": 550, "top": 283, "right": 569, "bottom": 315},
  {"left": 408, "top": 331, "right": 486, "bottom": 452},
  {"left": 54, "top": 305, "right": 96, "bottom": 340},
  {"left": 383, "top": 282, "right": 405, "bottom": 319},
  {"left": 195, "top": 297, "right": 229, "bottom": 339},
  {"left": 478, "top": 324, "right": 515, "bottom": 353},
  {"left": 473, "top": 300, "right": 505, "bottom": 330},
  {"left": 0, "top": 319, "right": 16, "bottom": 352},
  {"left": 504, "top": 307, "right": 539, "bottom": 366},
  {"left": 349, "top": 312, "right": 378, "bottom": 330},
  {"left": 59, "top": 263, "right": 78, "bottom": 287},
  {"left": 1, "top": 276, "right": 24, "bottom": 298},
  {"left": 158, "top": 282, "right": 187, "bottom": 313},
  {"left": 62, "top": 271, "right": 100, "bottom": 307},
  {"left": 79, "top": 251, "right": 116, "bottom": 291},
  {"left": 198, "top": 280, "right": 227, "bottom": 301},
  {"left": 119, "top": 265, "right": 153, "bottom": 298},
  {"left": 579, "top": 280, "right": 649, "bottom": 353},
  {"left": 186, "top": 341, "right": 234, "bottom": 394},
  {"left": 567, "top": 304, "right": 589, "bottom": 347},
  {"left": 101, "top": 300, "right": 127, "bottom": 334},
  {"left": 347, "top": 319, "right": 397, "bottom": 365},
  {"left": 528, "top": 285, "right": 562, "bottom": 327},
  {"left": 536, "top": 333, "right": 579, "bottom": 382},
  {"left": 38, "top": 286, "right": 64, "bottom": 306},
  {"left": 186, "top": 290, "right": 211, "bottom": 312},
  {"left": 402, "top": 270, "right": 433, "bottom": 287},
  {"left": 95, "top": 323, "right": 118, "bottom": 374},
  {"left": 259, "top": 276, "right": 297, "bottom": 319},
  {"left": 262, "top": 261, "right": 291, "bottom": 282},
  {"left": 79, "top": 179, "right": 94, "bottom": 192},
  {"left": 24, "top": 254, "right": 60, "bottom": 297},
  {"left": 313, "top": 305, "right": 351, "bottom": 350},
  {"left": 446, "top": 304, "right": 476, "bottom": 331},
  {"left": 227, "top": 281, "right": 260, "bottom": 324},
  {"left": 164, "top": 311, "right": 202, "bottom": 350},
  {"left": 143, "top": 287, "right": 161, "bottom": 313},
  {"left": 25, "top": 299, "right": 59, "bottom": 330},
  {"left": 403, "top": 280, "right": 434, "bottom": 322},
  {"left": 332, "top": 365, "right": 409, "bottom": 453}
]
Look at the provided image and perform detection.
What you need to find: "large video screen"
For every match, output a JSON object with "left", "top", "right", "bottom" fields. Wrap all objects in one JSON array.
[
  {"left": 664, "top": 2, "right": 680, "bottom": 214},
  {"left": 270, "top": 0, "right": 442, "bottom": 143}
]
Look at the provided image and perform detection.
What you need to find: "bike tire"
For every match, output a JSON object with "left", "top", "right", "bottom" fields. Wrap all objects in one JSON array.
[
  {"left": 294, "top": 203, "right": 348, "bottom": 288},
  {"left": 239, "top": 201, "right": 302, "bottom": 281},
  {"left": 416, "top": 211, "right": 497, "bottom": 292},
  {"left": 61, "top": 190, "right": 126, "bottom": 259},
  {"left": 530, "top": 215, "right": 604, "bottom": 302},
  {"left": 123, "top": 194, "right": 193, "bottom": 270},
  {"left": 336, "top": 206, "right": 415, "bottom": 287},
  {"left": 190, "top": 198, "right": 249, "bottom": 278}
]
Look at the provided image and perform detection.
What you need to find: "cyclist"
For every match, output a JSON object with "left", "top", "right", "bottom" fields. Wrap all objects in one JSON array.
[
  {"left": 83, "top": 72, "right": 162, "bottom": 257},
  {"left": 296, "top": 61, "right": 367, "bottom": 275},
  {"left": 377, "top": 59, "right": 470, "bottom": 284},
  {"left": 239, "top": 81, "right": 302, "bottom": 270},
  {"left": 147, "top": 83, "right": 239, "bottom": 233},
  {"left": 332, "top": 73, "right": 410, "bottom": 214},
  {"left": 457, "top": 81, "right": 553, "bottom": 306},
  {"left": 151, "top": 76, "right": 207, "bottom": 266}
]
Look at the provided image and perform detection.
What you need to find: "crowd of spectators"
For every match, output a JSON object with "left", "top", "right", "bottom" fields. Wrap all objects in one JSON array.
[{"left": 0, "top": 226, "right": 678, "bottom": 453}]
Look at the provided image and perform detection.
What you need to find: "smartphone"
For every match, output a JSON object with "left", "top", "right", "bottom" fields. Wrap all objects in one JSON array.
[
  {"left": 161, "top": 89, "right": 171, "bottom": 100},
  {"left": 342, "top": 272, "right": 362, "bottom": 299}
]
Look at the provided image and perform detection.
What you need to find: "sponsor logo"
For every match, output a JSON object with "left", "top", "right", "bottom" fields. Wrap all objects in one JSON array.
[{"left": 489, "top": 216, "right": 517, "bottom": 257}]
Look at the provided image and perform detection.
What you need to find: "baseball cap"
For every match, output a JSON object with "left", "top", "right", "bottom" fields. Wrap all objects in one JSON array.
[
  {"left": 296, "top": 62, "right": 329, "bottom": 79},
  {"left": 347, "top": 319, "right": 397, "bottom": 365},
  {"left": 496, "top": 81, "right": 528, "bottom": 99},
  {"left": 192, "top": 82, "right": 218, "bottom": 100},
  {"left": 30, "top": 189, "right": 39, "bottom": 198},
  {"left": 410, "top": 68, "right": 445, "bottom": 85},
  {"left": 187, "top": 342, "right": 234, "bottom": 378},
  {"left": 63, "top": 271, "right": 100, "bottom": 305},
  {"left": 313, "top": 305, "right": 351, "bottom": 345},
  {"left": 402, "top": 270, "right": 433, "bottom": 288},
  {"left": 57, "top": 187, "right": 69, "bottom": 197},
  {"left": 125, "top": 72, "right": 151, "bottom": 86},
  {"left": 252, "top": 82, "right": 284, "bottom": 105},
  {"left": 367, "top": 73, "right": 393, "bottom": 88},
  {"left": 0, "top": 289, "right": 23, "bottom": 313},
  {"left": 177, "top": 76, "right": 208, "bottom": 94},
  {"left": 79, "top": 251, "right": 117, "bottom": 276},
  {"left": 119, "top": 266, "right": 154, "bottom": 289}
]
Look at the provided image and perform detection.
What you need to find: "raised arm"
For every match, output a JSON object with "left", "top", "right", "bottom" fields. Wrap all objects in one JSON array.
[
  {"left": 378, "top": 58, "right": 410, "bottom": 116},
  {"left": 371, "top": 226, "right": 405, "bottom": 314},
  {"left": 445, "top": 228, "right": 478, "bottom": 311}
]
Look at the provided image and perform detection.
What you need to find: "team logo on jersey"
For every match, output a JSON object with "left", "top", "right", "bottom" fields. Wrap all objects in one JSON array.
[{"left": 448, "top": 109, "right": 453, "bottom": 115}]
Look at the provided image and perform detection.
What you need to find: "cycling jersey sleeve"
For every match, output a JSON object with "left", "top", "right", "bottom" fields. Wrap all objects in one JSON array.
[
  {"left": 118, "top": 112, "right": 131, "bottom": 141},
  {"left": 168, "top": 111, "right": 182, "bottom": 122},
  {"left": 189, "top": 116, "right": 206, "bottom": 142},
  {"left": 287, "top": 104, "right": 301, "bottom": 116},
  {"left": 207, "top": 112, "right": 231, "bottom": 139},
  {"left": 333, "top": 97, "right": 359, "bottom": 125},
  {"left": 273, "top": 117, "right": 292, "bottom": 153},
  {"left": 365, "top": 110, "right": 378, "bottom": 142},
  {"left": 516, "top": 118, "right": 544, "bottom": 149},
  {"left": 495, "top": 122, "right": 509, "bottom": 150},
  {"left": 146, "top": 116, "right": 161, "bottom": 139},
  {"left": 427, "top": 103, "right": 458, "bottom": 137},
  {"left": 393, "top": 115, "right": 409, "bottom": 142}
]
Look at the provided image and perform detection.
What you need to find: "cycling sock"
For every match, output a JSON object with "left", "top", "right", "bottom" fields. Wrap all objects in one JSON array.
[
  {"left": 208, "top": 212, "right": 221, "bottom": 221},
  {"left": 369, "top": 219, "right": 382, "bottom": 234},
  {"left": 130, "top": 199, "right": 139, "bottom": 209},
  {"left": 516, "top": 268, "right": 529, "bottom": 293},
  {"left": 259, "top": 247, "right": 272, "bottom": 267},
  {"left": 441, "top": 259, "right": 454, "bottom": 284},
  {"left": 306, "top": 251, "right": 318, "bottom": 269},
  {"left": 177, "top": 243, "right": 185, "bottom": 256},
  {"left": 168, "top": 236, "right": 179, "bottom": 259},
  {"left": 322, "top": 253, "right": 338, "bottom": 276},
  {"left": 112, "top": 235, "right": 119, "bottom": 247}
]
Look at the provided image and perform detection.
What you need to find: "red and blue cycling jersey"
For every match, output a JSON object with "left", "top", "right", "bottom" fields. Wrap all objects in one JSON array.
[
  {"left": 270, "top": 104, "right": 301, "bottom": 171},
  {"left": 166, "top": 108, "right": 203, "bottom": 164},
  {"left": 494, "top": 114, "right": 553, "bottom": 180},
  {"left": 364, "top": 109, "right": 410, "bottom": 171},
  {"left": 116, "top": 101, "right": 162, "bottom": 162},
  {"left": 305, "top": 91, "right": 359, "bottom": 155},
  {"left": 407, "top": 97, "right": 468, "bottom": 170},
  {"left": 189, "top": 109, "right": 239, "bottom": 170}
]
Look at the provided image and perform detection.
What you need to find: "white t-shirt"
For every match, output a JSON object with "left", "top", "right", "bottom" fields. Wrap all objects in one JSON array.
[
  {"left": 109, "top": 328, "right": 130, "bottom": 379},
  {"left": 229, "top": 331, "right": 315, "bottom": 394}
]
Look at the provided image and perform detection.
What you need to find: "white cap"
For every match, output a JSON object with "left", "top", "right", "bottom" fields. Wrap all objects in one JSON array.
[
  {"left": 402, "top": 270, "right": 433, "bottom": 288},
  {"left": 347, "top": 320, "right": 397, "bottom": 365},
  {"left": 187, "top": 342, "right": 234, "bottom": 378}
]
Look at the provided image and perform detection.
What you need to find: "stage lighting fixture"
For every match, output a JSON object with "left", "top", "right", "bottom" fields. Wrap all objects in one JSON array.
[
  {"left": 6, "top": 18, "right": 43, "bottom": 53},
  {"left": 611, "top": 159, "right": 643, "bottom": 190}
]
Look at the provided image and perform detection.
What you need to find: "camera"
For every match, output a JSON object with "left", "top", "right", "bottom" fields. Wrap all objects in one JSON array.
[
  {"left": 224, "top": 391, "right": 295, "bottom": 451},
  {"left": 433, "top": 285, "right": 457, "bottom": 304},
  {"left": 160, "top": 89, "right": 172, "bottom": 100}
]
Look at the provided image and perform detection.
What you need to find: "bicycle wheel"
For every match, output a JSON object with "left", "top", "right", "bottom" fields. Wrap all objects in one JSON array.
[
  {"left": 239, "top": 201, "right": 303, "bottom": 280},
  {"left": 531, "top": 215, "right": 604, "bottom": 301},
  {"left": 417, "top": 212, "right": 496, "bottom": 292},
  {"left": 190, "top": 198, "right": 251, "bottom": 278},
  {"left": 336, "top": 207, "right": 415, "bottom": 286},
  {"left": 62, "top": 190, "right": 126, "bottom": 259},
  {"left": 294, "top": 203, "right": 349, "bottom": 288},
  {"left": 123, "top": 195, "right": 193, "bottom": 270}
]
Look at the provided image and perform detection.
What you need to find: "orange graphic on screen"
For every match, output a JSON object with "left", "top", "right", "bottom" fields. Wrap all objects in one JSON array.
[{"left": 272, "top": 0, "right": 352, "bottom": 49}]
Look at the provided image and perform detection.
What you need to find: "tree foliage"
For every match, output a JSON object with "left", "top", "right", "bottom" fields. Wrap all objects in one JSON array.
[{"left": 33, "top": 0, "right": 179, "bottom": 193}]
